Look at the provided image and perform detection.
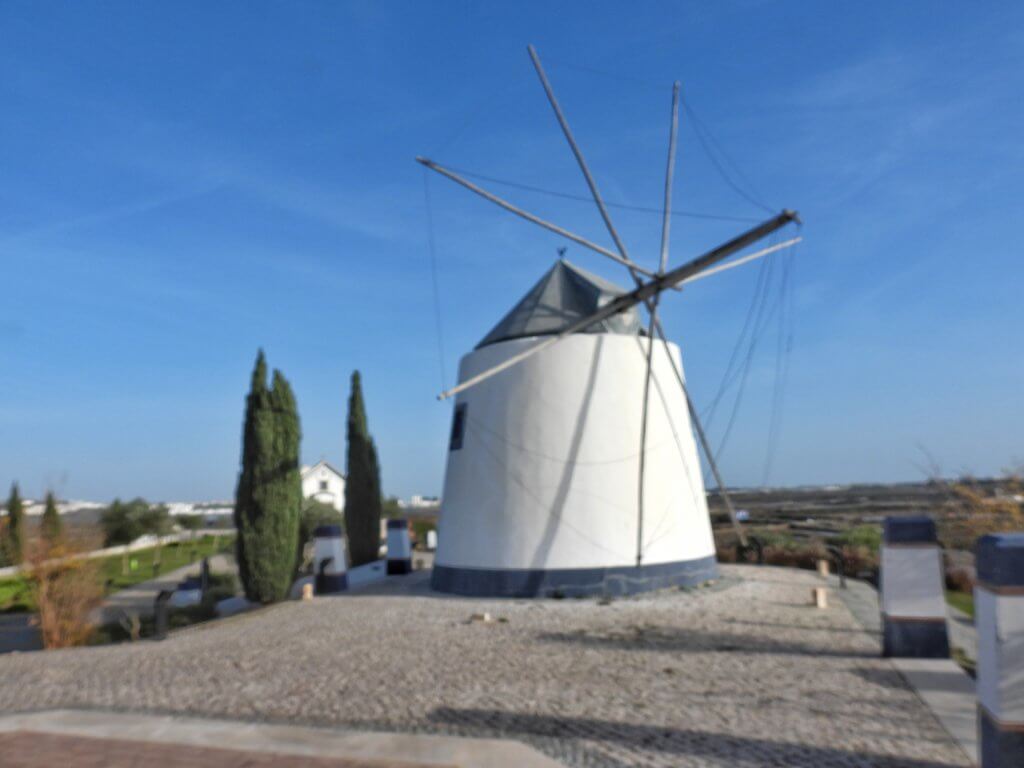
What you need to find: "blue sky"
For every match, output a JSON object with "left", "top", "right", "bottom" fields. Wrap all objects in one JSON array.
[{"left": 1, "top": 2, "right": 1021, "bottom": 502}]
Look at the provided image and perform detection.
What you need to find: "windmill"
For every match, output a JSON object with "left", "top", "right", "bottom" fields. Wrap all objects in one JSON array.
[{"left": 419, "top": 46, "right": 801, "bottom": 597}]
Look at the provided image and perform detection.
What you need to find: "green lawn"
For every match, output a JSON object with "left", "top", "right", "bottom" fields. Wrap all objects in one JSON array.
[
  {"left": 946, "top": 589, "right": 974, "bottom": 618},
  {"left": 0, "top": 534, "right": 234, "bottom": 613}
]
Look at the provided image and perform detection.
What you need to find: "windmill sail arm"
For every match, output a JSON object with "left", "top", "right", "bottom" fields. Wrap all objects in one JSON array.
[
  {"left": 437, "top": 210, "right": 798, "bottom": 401},
  {"left": 416, "top": 157, "right": 656, "bottom": 278},
  {"left": 680, "top": 237, "right": 802, "bottom": 286},
  {"left": 528, "top": 44, "right": 634, "bottom": 267},
  {"left": 557, "top": 209, "right": 799, "bottom": 331}
]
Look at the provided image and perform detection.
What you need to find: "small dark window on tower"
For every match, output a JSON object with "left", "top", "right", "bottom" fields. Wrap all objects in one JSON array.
[
  {"left": 319, "top": 480, "right": 328, "bottom": 491},
  {"left": 449, "top": 403, "right": 467, "bottom": 451}
]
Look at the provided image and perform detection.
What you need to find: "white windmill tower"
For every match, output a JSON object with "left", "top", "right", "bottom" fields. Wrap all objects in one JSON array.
[{"left": 419, "top": 46, "right": 801, "bottom": 597}]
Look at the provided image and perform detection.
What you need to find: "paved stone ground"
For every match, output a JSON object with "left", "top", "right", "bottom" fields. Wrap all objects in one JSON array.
[{"left": 0, "top": 565, "right": 971, "bottom": 768}]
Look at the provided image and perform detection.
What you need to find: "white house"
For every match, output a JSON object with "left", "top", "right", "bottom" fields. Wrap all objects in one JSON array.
[{"left": 301, "top": 460, "right": 346, "bottom": 512}]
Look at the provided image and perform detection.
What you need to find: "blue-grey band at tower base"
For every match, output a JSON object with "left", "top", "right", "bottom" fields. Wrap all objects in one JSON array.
[{"left": 431, "top": 555, "right": 718, "bottom": 598}]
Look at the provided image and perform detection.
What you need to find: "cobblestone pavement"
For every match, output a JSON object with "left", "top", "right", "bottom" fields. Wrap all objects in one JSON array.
[{"left": 0, "top": 565, "right": 970, "bottom": 767}]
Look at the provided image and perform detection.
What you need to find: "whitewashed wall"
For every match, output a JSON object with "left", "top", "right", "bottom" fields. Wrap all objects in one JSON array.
[{"left": 436, "top": 333, "right": 715, "bottom": 572}]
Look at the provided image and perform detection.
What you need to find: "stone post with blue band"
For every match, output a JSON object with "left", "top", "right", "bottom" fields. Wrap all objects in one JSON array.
[
  {"left": 386, "top": 519, "right": 413, "bottom": 575},
  {"left": 976, "top": 533, "right": 1024, "bottom": 766},
  {"left": 313, "top": 524, "right": 348, "bottom": 594},
  {"left": 880, "top": 515, "right": 950, "bottom": 658}
]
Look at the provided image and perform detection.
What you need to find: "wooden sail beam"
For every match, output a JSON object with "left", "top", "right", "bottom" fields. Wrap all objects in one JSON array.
[
  {"left": 658, "top": 82, "right": 681, "bottom": 275},
  {"left": 528, "top": 45, "right": 636, "bottom": 270},
  {"left": 637, "top": 82, "right": 681, "bottom": 567},
  {"left": 436, "top": 210, "right": 799, "bottom": 400},
  {"left": 680, "top": 237, "right": 801, "bottom": 285},
  {"left": 415, "top": 157, "right": 657, "bottom": 278}
]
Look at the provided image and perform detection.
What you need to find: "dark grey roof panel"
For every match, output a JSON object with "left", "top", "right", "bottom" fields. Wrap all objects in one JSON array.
[{"left": 476, "top": 259, "right": 641, "bottom": 349}]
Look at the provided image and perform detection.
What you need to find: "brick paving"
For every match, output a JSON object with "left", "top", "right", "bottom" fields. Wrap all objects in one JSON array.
[
  {"left": 0, "top": 731, "right": 440, "bottom": 767},
  {"left": 0, "top": 565, "right": 971, "bottom": 767}
]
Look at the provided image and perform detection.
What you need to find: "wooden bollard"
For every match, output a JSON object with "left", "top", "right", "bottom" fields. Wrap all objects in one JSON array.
[
  {"left": 975, "top": 533, "right": 1024, "bottom": 766},
  {"left": 817, "top": 559, "right": 830, "bottom": 578},
  {"left": 301, "top": 582, "right": 313, "bottom": 601},
  {"left": 812, "top": 586, "right": 828, "bottom": 609}
]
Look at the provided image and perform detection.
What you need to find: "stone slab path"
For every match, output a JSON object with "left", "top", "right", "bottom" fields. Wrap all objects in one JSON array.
[
  {"left": 0, "top": 565, "right": 973, "bottom": 767},
  {"left": 0, "top": 709, "right": 560, "bottom": 767},
  {"left": 94, "top": 554, "right": 234, "bottom": 624},
  {"left": 830, "top": 573, "right": 979, "bottom": 763}
]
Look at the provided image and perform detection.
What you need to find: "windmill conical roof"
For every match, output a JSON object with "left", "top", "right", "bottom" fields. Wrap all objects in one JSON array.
[{"left": 477, "top": 259, "right": 641, "bottom": 348}]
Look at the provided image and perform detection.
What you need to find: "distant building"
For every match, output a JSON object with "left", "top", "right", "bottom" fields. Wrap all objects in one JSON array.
[
  {"left": 301, "top": 460, "right": 346, "bottom": 512},
  {"left": 409, "top": 494, "right": 439, "bottom": 508}
]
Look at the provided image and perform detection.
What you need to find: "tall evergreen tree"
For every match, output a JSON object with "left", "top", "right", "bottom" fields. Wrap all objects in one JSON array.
[
  {"left": 234, "top": 350, "right": 303, "bottom": 604},
  {"left": 41, "top": 491, "right": 62, "bottom": 543},
  {"left": 3, "top": 483, "right": 24, "bottom": 564},
  {"left": 344, "top": 371, "right": 383, "bottom": 567}
]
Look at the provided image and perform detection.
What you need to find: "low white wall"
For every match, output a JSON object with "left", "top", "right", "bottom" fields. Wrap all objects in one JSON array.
[{"left": 0, "top": 529, "right": 235, "bottom": 579}]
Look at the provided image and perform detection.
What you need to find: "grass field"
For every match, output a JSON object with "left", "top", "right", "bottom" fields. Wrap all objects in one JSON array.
[
  {"left": 946, "top": 589, "right": 975, "bottom": 618},
  {"left": 0, "top": 534, "right": 234, "bottom": 613}
]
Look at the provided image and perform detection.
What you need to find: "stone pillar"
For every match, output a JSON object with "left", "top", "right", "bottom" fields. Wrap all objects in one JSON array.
[
  {"left": 880, "top": 515, "right": 950, "bottom": 658},
  {"left": 386, "top": 519, "right": 412, "bottom": 575},
  {"left": 313, "top": 525, "right": 348, "bottom": 594},
  {"left": 976, "top": 533, "right": 1024, "bottom": 766}
]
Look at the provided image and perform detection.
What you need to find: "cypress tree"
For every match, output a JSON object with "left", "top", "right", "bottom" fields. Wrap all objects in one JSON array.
[
  {"left": 41, "top": 491, "right": 62, "bottom": 543},
  {"left": 3, "top": 483, "right": 24, "bottom": 564},
  {"left": 344, "top": 371, "right": 383, "bottom": 567},
  {"left": 234, "top": 350, "right": 303, "bottom": 604}
]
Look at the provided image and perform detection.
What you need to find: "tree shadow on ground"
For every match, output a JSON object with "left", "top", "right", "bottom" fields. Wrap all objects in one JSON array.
[
  {"left": 537, "top": 625, "right": 877, "bottom": 658},
  {"left": 428, "top": 707, "right": 967, "bottom": 768},
  {"left": 850, "top": 665, "right": 972, "bottom": 695},
  {"left": 722, "top": 617, "right": 882, "bottom": 636}
]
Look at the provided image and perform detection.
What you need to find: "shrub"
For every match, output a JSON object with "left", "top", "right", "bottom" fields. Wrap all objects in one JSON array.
[
  {"left": 100, "top": 498, "right": 172, "bottom": 546},
  {"left": 3, "top": 483, "right": 25, "bottom": 564},
  {"left": 41, "top": 491, "right": 62, "bottom": 542},
  {"left": 234, "top": 350, "right": 302, "bottom": 604},
  {"left": 344, "top": 371, "right": 383, "bottom": 567},
  {"left": 296, "top": 500, "right": 343, "bottom": 572},
  {"left": 835, "top": 524, "right": 881, "bottom": 552},
  {"left": 26, "top": 533, "right": 104, "bottom": 649},
  {"left": 176, "top": 514, "right": 204, "bottom": 532},
  {"left": 946, "top": 566, "right": 975, "bottom": 594}
]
